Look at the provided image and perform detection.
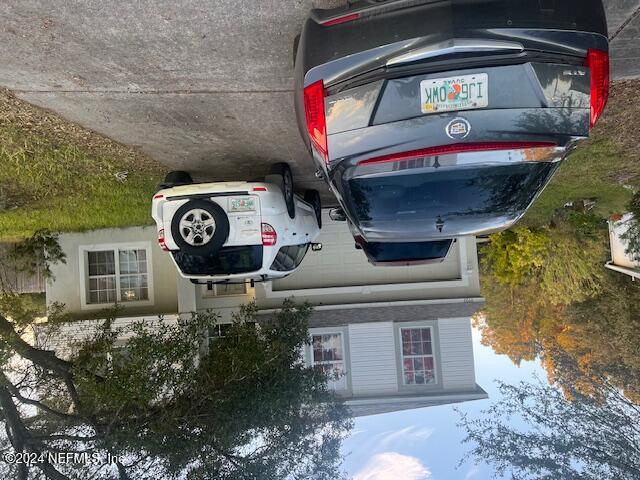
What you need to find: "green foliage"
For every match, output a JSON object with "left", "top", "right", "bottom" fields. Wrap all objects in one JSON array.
[
  {"left": 6, "top": 229, "right": 66, "bottom": 279},
  {"left": 522, "top": 138, "right": 635, "bottom": 227},
  {"left": 566, "top": 210, "right": 603, "bottom": 237},
  {"left": 621, "top": 193, "right": 640, "bottom": 263},
  {"left": 19, "top": 300, "right": 352, "bottom": 480},
  {"left": 539, "top": 226, "right": 606, "bottom": 305},
  {"left": 0, "top": 121, "right": 165, "bottom": 241},
  {"left": 458, "top": 375, "right": 640, "bottom": 480},
  {"left": 482, "top": 220, "right": 606, "bottom": 306},
  {"left": 481, "top": 228, "right": 549, "bottom": 286}
]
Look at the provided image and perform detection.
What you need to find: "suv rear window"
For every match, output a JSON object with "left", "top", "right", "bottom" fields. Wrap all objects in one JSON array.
[
  {"left": 361, "top": 239, "right": 453, "bottom": 263},
  {"left": 172, "top": 246, "right": 263, "bottom": 276},
  {"left": 270, "top": 244, "right": 310, "bottom": 272}
]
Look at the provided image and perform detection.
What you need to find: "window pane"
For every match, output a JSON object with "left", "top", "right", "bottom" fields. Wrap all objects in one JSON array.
[
  {"left": 88, "top": 250, "right": 115, "bottom": 276},
  {"left": 119, "top": 249, "right": 147, "bottom": 274},
  {"left": 421, "top": 328, "right": 432, "bottom": 341},
  {"left": 88, "top": 276, "right": 116, "bottom": 304},
  {"left": 216, "top": 282, "right": 247, "bottom": 296},
  {"left": 120, "top": 274, "right": 149, "bottom": 302},
  {"left": 312, "top": 333, "right": 344, "bottom": 366},
  {"left": 424, "top": 357, "right": 434, "bottom": 371}
]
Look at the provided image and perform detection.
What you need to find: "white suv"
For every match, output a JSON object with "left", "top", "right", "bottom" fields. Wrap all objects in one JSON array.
[{"left": 151, "top": 163, "right": 322, "bottom": 284}]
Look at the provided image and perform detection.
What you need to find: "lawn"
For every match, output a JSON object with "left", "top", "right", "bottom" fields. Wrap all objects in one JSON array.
[
  {"left": 0, "top": 89, "right": 167, "bottom": 242},
  {"left": 523, "top": 80, "right": 640, "bottom": 226},
  {"left": 1, "top": 81, "right": 638, "bottom": 241}
]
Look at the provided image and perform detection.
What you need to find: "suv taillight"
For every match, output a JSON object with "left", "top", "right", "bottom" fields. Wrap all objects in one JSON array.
[
  {"left": 320, "top": 12, "right": 360, "bottom": 26},
  {"left": 158, "top": 229, "right": 169, "bottom": 251},
  {"left": 584, "top": 48, "right": 610, "bottom": 129},
  {"left": 261, "top": 223, "right": 277, "bottom": 246},
  {"left": 303, "top": 80, "right": 328, "bottom": 162},
  {"left": 357, "top": 142, "right": 557, "bottom": 166}
]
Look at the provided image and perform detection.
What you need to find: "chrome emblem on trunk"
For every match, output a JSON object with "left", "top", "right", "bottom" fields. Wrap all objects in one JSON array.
[{"left": 446, "top": 118, "right": 471, "bottom": 140}]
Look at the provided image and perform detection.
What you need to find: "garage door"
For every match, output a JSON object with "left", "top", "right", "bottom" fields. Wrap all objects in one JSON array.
[{"left": 272, "top": 212, "right": 461, "bottom": 291}]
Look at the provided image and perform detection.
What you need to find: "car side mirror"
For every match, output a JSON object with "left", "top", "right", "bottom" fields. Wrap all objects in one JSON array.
[
  {"left": 311, "top": 243, "right": 323, "bottom": 252},
  {"left": 329, "top": 208, "right": 346, "bottom": 222}
]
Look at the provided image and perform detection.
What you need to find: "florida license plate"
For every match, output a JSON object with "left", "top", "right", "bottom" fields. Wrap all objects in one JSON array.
[
  {"left": 229, "top": 197, "right": 256, "bottom": 212},
  {"left": 420, "top": 73, "right": 489, "bottom": 114}
]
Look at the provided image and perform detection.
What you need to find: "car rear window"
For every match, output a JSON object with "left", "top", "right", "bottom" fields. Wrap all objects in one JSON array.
[
  {"left": 172, "top": 246, "right": 263, "bottom": 276},
  {"left": 270, "top": 244, "right": 310, "bottom": 272},
  {"left": 361, "top": 239, "right": 453, "bottom": 263},
  {"left": 345, "top": 162, "right": 557, "bottom": 235}
]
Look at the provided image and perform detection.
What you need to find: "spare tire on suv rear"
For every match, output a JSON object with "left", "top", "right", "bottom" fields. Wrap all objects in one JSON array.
[{"left": 171, "top": 199, "right": 230, "bottom": 255}]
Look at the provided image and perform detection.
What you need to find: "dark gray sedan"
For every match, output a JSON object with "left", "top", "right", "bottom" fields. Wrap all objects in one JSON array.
[{"left": 294, "top": 0, "right": 609, "bottom": 245}]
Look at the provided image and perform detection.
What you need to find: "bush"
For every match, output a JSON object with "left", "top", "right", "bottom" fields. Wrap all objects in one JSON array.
[{"left": 621, "top": 192, "right": 640, "bottom": 263}]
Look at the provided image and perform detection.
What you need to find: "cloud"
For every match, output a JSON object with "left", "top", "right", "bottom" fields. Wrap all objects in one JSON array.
[
  {"left": 354, "top": 452, "right": 432, "bottom": 480},
  {"left": 374, "top": 426, "right": 434, "bottom": 449},
  {"left": 465, "top": 466, "right": 480, "bottom": 480}
]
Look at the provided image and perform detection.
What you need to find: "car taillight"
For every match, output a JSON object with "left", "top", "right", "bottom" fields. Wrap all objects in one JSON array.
[
  {"left": 157, "top": 229, "right": 169, "bottom": 251},
  {"left": 303, "top": 80, "right": 328, "bottom": 162},
  {"left": 357, "top": 142, "right": 558, "bottom": 165},
  {"left": 584, "top": 48, "right": 610, "bottom": 129},
  {"left": 320, "top": 12, "right": 360, "bottom": 26},
  {"left": 261, "top": 223, "right": 277, "bottom": 246}
]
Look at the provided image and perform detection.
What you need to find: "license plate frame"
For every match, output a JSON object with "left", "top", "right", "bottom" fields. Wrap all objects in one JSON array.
[
  {"left": 420, "top": 73, "right": 489, "bottom": 114},
  {"left": 228, "top": 196, "right": 256, "bottom": 212}
]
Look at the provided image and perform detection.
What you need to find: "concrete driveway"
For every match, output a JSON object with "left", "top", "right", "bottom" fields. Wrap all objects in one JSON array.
[{"left": 1, "top": 0, "right": 639, "bottom": 200}]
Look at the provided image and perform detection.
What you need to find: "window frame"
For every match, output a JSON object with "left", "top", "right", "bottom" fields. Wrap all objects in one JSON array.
[
  {"left": 79, "top": 242, "right": 154, "bottom": 310},
  {"left": 398, "top": 326, "right": 437, "bottom": 386},
  {"left": 394, "top": 320, "right": 443, "bottom": 392},
  {"left": 308, "top": 329, "right": 350, "bottom": 393},
  {"left": 270, "top": 243, "right": 310, "bottom": 272}
]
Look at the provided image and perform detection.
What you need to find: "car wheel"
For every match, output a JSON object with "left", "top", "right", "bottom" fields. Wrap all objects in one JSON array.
[
  {"left": 159, "top": 171, "right": 193, "bottom": 189},
  {"left": 269, "top": 163, "right": 296, "bottom": 219},
  {"left": 170, "top": 199, "right": 229, "bottom": 255},
  {"left": 304, "top": 189, "right": 322, "bottom": 229}
]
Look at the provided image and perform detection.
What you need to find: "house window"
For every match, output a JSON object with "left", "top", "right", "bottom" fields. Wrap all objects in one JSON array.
[
  {"left": 86, "top": 248, "right": 149, "bottom": 305},
  {"left": 312, "top": 333, "right": 346, "bottom": 391},
  {"left": 203, "top": 282, "right": 247, "bottom": 298},
  {"left": 207, "top": 322, "right": 255, "bottom": 343},
  {"left": 208, "top": 323, "right": 233, "bottom": 340},
  {"left": 400, "top": 327, "right": 436, "bottom": 386}
]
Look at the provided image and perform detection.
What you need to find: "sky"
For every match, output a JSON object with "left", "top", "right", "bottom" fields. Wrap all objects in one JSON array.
[{"left": 340, "top": 326, "right": 545, "bottom": 480}]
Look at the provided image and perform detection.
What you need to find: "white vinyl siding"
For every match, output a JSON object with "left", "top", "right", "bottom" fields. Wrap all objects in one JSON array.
[
  {"left": 348, "top": 322, "right": 398, "bottom": 395},
  {"left": 438, "top": 317, "right": 476, "bottom": 389}
]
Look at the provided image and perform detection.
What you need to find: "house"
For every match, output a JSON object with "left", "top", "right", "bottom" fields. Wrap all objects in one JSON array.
[
  {"left": 41, "top": 211, "right": 487, "bottom": 415},
  {"left": 606, "top": 213, "right": 640, "bottom": 281}
]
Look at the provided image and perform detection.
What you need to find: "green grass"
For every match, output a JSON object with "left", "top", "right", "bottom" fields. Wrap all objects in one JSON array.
[
  {"left": 522, "top": 139, "right": 635, "bottom": 227},
  {"left": 0, "top": 124, "right": 166, "bottom": 241}
]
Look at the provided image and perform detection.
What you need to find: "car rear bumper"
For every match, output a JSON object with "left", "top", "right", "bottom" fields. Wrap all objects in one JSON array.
[{"left": 297, "top": 0, "right": 607, "bottom": 86}]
